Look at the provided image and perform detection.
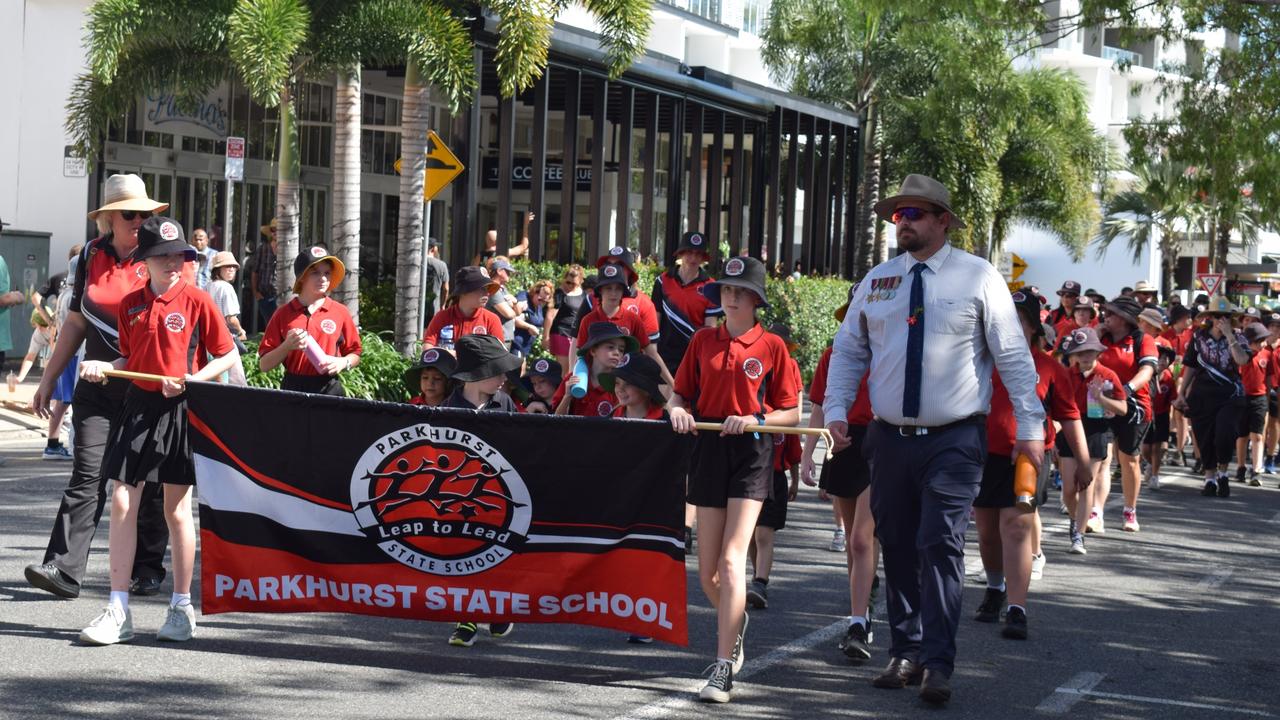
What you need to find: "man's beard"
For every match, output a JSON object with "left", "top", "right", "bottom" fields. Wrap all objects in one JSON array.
[{"left": 897, "top": 229, "right": 927, "bottom": 252}]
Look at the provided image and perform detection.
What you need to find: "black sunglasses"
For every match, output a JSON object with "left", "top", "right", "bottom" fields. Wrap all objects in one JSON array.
[
  {"left": 890, "top": 207, "right": 940, "bottom": 223},
  {"left": 120, "top": 210, "right": 152, "bottom": 221}
]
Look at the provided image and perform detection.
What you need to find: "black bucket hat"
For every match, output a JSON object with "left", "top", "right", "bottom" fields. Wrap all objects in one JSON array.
[
  {"left": 403, "top": 347, "right": 457, "bottom": 396},
  {"left": 526, "top": 357, "right": 563, "bottom": 384},
  {"left": 593, "top": 263, "right": 636, "bottom": 298},
  {"left": 701, "top": 256, "right": 769, "bottom": 308},
  {"left": 452, "top": 266, "right": 501, "bottom": 298},
  {"left": 599, "top": 352, "right": 665, "bottom": 405},
  {"left": 1011, "top": 290, "right": 1044, "bottom": 336},
  {"left": 135, "top": 216, "right": 197, "bottom": 261},
  {"left": 578, "top": 321, "right": 640, "bottom": 358},
  {"left": 452, "top": 334, "right": 522, "bottom": 382},
  {"left": 292, "top": 245, "right": 346, "bottom": 294},
  {"left": 596, "top": 246, "right": 638, "bottom": 285},
  {"left": 1244, "top": 323, "right": 1272, "bottom": 344},
  {"left": 676, "top": 231, "right": 711, "bottom": 257},
  {"left": 1103, "top": 296, "right": 1143, "bottom": 326}
]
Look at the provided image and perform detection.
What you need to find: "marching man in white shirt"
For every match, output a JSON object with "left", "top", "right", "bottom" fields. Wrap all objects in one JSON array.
[{"left": 822, "top": 174, "right": 1045, "bottom": 705}]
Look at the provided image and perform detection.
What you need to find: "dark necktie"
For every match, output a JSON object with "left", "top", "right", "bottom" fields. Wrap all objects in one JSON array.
[{"left": 903, "top": 263, "right": 927, "bottom": 418}]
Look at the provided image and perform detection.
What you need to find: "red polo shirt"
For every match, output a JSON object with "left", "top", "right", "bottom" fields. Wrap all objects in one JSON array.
[
  {"left": 1099, "top": 331, "right": 1158, "bottom": 415},
  {"left": 809, "top": 346, "right": 873, "bottom": 426},
  {"left": 422, "top": 305, "right": 504, "bottom": 350},
  {"left": 1268, "top": 344, "right": 1280, "bottom": 389},
  {"left": 117, "top": 280, "right": 234, "bottom": 392},
  {"left": 1161, "top": 327, "right": 1192, "bottom": 357},
  {"left": 1152, "top": 368, "right": 1176, "bottom": 415},
  {"left": 1066, "top": 363, "right": 1125, "bottom": 421},
  {"left": 987, "top": 350, "right": 1078, "bottom": 456},
  {"left": 259, "top": 297, "right": 362, "bottom": 376},
  {"left": 620, "top": 290, "right": 660, "bottom": 343},
  {"left": 611, "top": 403, "right": 666, "bottom": 420},
  {"left": 575, "top": 306, "right": 650, "bottom": 349},
  {"left": 674, "top": 323, "right": 799, "bottom": 419},
  {"left": 771, "top": 433, "right": 802, "bottom": 471},
  {"left": 553, "top": 377, "right": 618, "bottom": 417},
  {"left": 1242, "top": 349, "right": 1269, "bottom": 397}
]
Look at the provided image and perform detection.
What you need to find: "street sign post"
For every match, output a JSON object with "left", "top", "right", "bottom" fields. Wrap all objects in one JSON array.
[
  {"left": 1197, "top": 273, "right": 1225, "bottom": 296},
  {"left": 224, "top": 136, "right": 245, "bottom": 181},
  {"left": 62, "top": 146, "right": 87, "bottom": 178},
  {"left": 398, "top": 130, "right": 467, "bottom": 330}
]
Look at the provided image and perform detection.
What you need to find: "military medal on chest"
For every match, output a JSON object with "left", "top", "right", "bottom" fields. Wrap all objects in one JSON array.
[{"left": 868, "top": 275, "right": 902, "bottom": 302}]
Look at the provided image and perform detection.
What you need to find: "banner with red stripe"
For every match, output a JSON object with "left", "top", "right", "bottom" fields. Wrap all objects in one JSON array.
[{"left": 187, "top": 383, "right": 690, "bottom": 644}]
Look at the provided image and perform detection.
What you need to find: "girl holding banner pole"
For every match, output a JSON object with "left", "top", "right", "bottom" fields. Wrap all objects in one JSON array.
[
  {"left": 668, "top": 256, "right": 800, "bottom": 704},
  {"left": 77, "top": 217, "right": 240, "bottom": 646}
]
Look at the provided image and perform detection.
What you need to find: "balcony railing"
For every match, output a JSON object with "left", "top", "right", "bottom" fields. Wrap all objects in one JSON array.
[{"left": 1102, "top": 46, "right": 1144, "bottom": 66}]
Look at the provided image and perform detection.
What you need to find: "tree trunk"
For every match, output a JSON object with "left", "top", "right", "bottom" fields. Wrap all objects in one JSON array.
[
  {"left": 394, "top": 63, "right": 429, "bottom": 356},
  {"left": 331, "top": 64, "right": 362, "bottom": 321},
  {"left": 871, "top": 147, "right": 888, "bottom": 267},
  {"left": 1160, "top": 236, "right": 1177, "bottom": 298},
  {"left": 855, "top": 103, "right": 880, "bottom": 277},
  {"left": 274, "top": 84, "right": 301, "bottom": 305},
  {"left": 1214, "top": 217, "right": 1232, "bottom": 274}
]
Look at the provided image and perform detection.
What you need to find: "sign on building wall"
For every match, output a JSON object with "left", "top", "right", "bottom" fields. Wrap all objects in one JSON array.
[
  {"left": 143, "top": 88, "right": 230, "bottom": 141},
  {"left": 62, "top": 146, "right": 86, "bottom": 178},
  {"left": 480, "top": 157, "right": 601, "bottom": 192}
]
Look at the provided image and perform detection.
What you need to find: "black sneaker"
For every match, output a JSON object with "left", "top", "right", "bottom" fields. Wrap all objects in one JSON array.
[
  {"left": 1218, "top": 475, "right": 1231, "bottom": 497},
  {"left": 1192, "top": 459, "right": 1203, "bottom": 474},
  {"left": 839, "top": 620, "right": 873, "bottom": 661},
  {"left": 1001, "top": 606, "right": 1028, "bottom": 640},
  {"left": 730, "top": 611, "right": 748, "bottom": 673},
  {"left": 974, "top": 587, "right": 1006, "bottom": 623},
  {"left": 1237, "top": 466, "right": 1247, "bottom": 483},
  {"left": 1249, "top": 469, "right": 1262, "bottom": 487},
  {"left": 871, "top": 574, "right": 881, "bottom": 601},
  {"left": 129, "top": 576, "right": 162, "bottom": 596},
  {"left": 489, "top": 622, "right": 515, "bottom": 638},
  {"left": 746, "top": 579, "right": 768, "bottom": 610},
  {"left": 1201, "top": 480, "right": 1218, "bottom": 497},
  {"left": 448, "top": 622, "right": 478, "bottom": 647},
  {"left": 699, "top": 660, "right": 733, "bottom": 703}
]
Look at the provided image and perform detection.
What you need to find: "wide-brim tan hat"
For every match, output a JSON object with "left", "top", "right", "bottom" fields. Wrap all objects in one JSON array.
[
  {"left": 873, "top": 174, "right": 967, "bottom": 230},
  {"left": 88, "top": 174, "right": 169, "bottom": 219},
  {"left": 1133, "top": 280, "right": 1158, "bottom": 294},
  {"left": 260, "top": 217, "right": 278, "bottom": 239},
  {"left": 211, "top": 251, "right": 240, "bottom": 270}
]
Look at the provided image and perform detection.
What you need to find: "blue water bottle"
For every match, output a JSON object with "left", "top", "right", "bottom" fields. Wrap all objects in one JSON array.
[{"left": 570, "top": 357, "right": 590, "bottom": 398}]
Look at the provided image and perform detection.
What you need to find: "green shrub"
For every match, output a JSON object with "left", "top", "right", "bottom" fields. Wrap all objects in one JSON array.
[
  {"left": 358, "top": 276, "right": 396, "bottom": 334},
  {"left": 241, "top": 331, "right": 414, "bottom": 402}
]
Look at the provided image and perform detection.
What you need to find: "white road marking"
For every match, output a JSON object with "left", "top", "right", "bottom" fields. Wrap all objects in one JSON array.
[
  {"left": 1035, "top": 671, "right": 1103, "bottom": 713},
  {"left": 1195, "top": 568, "right": 1233, "bottom": 590}
]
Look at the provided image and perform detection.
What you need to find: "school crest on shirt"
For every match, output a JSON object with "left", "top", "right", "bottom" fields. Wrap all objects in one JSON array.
[
  {"left": 866, "top": 275, "right": 901, "bottom": 303},
  {"left": 473, "top": 326, "right": 488, "bottom": 336},
  {"left": 742, "top": 357, "right": 764, "bottom": 380},
  {"left": 320, "top": 318, "right": 338, "bottom": 335},
  {"left": 597, "top": 400, "right": 615, "bottom": 416},
  {"left": 164, "top": 312, "right": 186, "bottom": 333},
  {"left": 135, "top": 265, "right": 148, "bottom": 279}
]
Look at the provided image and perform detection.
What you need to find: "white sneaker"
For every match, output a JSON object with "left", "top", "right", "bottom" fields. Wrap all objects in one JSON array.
[
  {"left": 156, "top": 602, "right": 197, "bottom": 642},
  {"left": 79, "top": 606, "right": 133, "bottom": 645},
  {"left": 828, "top": 528, "right": 846, "bottom": 553},
  {"left": 1058, "top": 503, "right": 1070, "bottom": 516},
  {"left": 1147, "top": 475, "right": 1160, "bottom": 491},
  {"left": 1030, "top": 553, "right": 1046, "bottom": 581}
]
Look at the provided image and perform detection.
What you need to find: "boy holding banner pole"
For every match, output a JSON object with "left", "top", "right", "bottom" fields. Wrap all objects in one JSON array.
[
  {"left": 76, "top": 217, "right": 240, "bottom": 646},
  {"left": 668, "top": 256, "right": 800, "bottom": 704}
]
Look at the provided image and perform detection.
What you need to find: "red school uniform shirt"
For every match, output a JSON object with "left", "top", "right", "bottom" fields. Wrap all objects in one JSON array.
[
  {"left": 422, "top": 305, "right": 504, "bottom": 350},
  {"left": 259, "top": 297, "right": 362, "bottom": 377},
  {"left": 117, "top": 281, "right": 234, "bottom": 392},
  {"left": 1161, "top": 327, "right": 1192, "bottom": 357},
  {"left": 1098, "top": 330, "right": 1159, "bottom": 415},
  {"left": 620, "top": 289, "right": 661, "bottom": 343},
  {"left": 809, "top": 346, "right": 873, "bottom": 426},
  {"left": 71, "top": 235, "right": 197, "bottom": 363},
  {"left": 1152, "top": 368, "right": 1176, "bottom": 415},
  {"left": 772, "top": 433, "right": 802, "bottom": 472},
  {"left": 1267, "top": 344, "right": 1280, "bottom": 389},
  {"left": 575, "top": 306, "right": 651, "bottom": 349},
  {"left": 1065, "top": 362, "right": 1126, "bottom": 422},
  {"left": 652, "top": 269, "right": 722, "bottom": 366},
  {"left": 610, "top": 403, "right": 666, "bottom": 420},
  {"left": 987, "top": 350, "right": 1079, "bottom": 457},
  {"left": 1241, "top": 348, "right": 1269, "bottom": 397},
  {"left": 553, "top": 375, "right": 619, "bottom": 417},
  {"left": 673, "top": 323, "right": 799, "bottom": 420}
]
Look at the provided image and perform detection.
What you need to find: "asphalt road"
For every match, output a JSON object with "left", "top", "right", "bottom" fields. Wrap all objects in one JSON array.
[{"left": 1, "top": 434, "right": 1277, "bottom": 719}]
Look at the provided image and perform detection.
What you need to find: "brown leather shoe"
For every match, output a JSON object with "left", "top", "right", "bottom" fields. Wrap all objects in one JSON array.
[
  {"left": 871, "top": 657, "right": 922, "bottom": 689},
  {"left": 919, "top": 668, "right": 952, "bottom": 704}
]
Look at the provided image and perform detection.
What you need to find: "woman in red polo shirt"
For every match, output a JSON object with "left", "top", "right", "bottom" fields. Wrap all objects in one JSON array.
[
  {"left": 1095, "top": 296, "right": 1158, "bottom": 533},
  {"left": 423, "top": 266, "right": 504, "bottom": 351},
  {"left": 77, "top": 216, "right": 239, "bottom": 646},
  {"left": 669, "top": 256, "right": 799, "bottom": 704},
  {"left": 259, "top": 246, "right": 361, "bottom": 396}
]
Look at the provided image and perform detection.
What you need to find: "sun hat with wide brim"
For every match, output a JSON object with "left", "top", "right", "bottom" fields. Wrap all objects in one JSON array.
[
  {"left": 292, "top": 245, "right": 346, "bottom": 294},
  {"left": 403, "top": 347, "right": 458, "bottom": 396},
  {"left": 452, "top": 334, "right": 522, "bottom": 382},
  {"left": 1132, "top": 280, "right": 1158, "bottom": 295},
  {"left": 599, "top": 352, "right": 666, "bottom": 405},
  {"left": 873, "top": 174, "right": 967, "bottom": 230},
  {"left": 260, "top": 217, "right": 278, "bottom": 239},
  {"left": 701, "top": 256, "right": 770, "bottom": 308},
  {"left": 1137, "top": 308, "right": 1167, "bottom": 332},
  {"left": 578, "top": 321, "right": 641, "bottom": 358},
  {"left": 211, "top": 251, "right": 240, "bottom": 270},
  {"left": 88, "top": 174, "right": 169, "bottom": 220},
  {"left": 1201, "top": 296, "right": 1239, "bottom": 316},
  {"left": 1103, "top": 296, "right": 1143, "bottom": 326},
  {"left": 452, "top": 266, "right": 501, "bottom": 297},
  {"left": 133, "top": 216, "right": 197, "bottom": 261},
  {"left": 1062, "top": 326, "right": 1107, "bottom": 356}
]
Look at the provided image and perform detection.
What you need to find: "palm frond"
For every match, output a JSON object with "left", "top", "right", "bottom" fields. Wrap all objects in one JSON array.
[
  {"left": 488, "top": 0, "right": 556, "bottom": 98},
  {"left": 579, "top": 0, "right": 652, "bottom": 80},
  {"left": 228, "top": 0, "right": 310, "bottom": 106}
]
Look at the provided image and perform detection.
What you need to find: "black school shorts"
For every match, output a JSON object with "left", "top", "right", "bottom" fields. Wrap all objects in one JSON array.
[
  {"left": 756, "top": 470, "right": 790, "bottom": 529},
  {"left": 1111, "top": 411, "right": 1150, "bottom": 456},
  {"left": 818, "top": 424, "right": 871, "bottom": 499},
  {"left": 687, "top": 431, "right": 773, "bottom": 507},
  {"left": 1238, "top": 395, "right": 1268, "bottom": 437},
  {"left": 1142, "top": 413, "right": 1171, "bottom": 447},
  {"left": 1056, "top": 418, "right": 1112, "bottom": 461}
]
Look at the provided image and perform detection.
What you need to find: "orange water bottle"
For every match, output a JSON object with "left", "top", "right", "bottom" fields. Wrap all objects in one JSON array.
[{"left": 1014, "top": 454, "right": 1037, "bottom": 511}]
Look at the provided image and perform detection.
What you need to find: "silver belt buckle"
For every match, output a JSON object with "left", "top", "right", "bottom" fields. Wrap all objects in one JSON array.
[{"left": 898, "top": 424, "right": 928, "bottom": 437}]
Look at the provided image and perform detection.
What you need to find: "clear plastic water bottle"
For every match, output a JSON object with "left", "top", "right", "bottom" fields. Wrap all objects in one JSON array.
[
  {"left": 5, "top": 371, "right": 15, "bottom": 393},
  {"left": 439, "top": 324, "right": 455, "bottom": 350},
  {"left": 1087, "top": 385, "right": 1105, "bottom": 419}
]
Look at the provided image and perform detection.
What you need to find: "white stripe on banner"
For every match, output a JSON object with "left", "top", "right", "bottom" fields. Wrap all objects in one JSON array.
[
  {"left": 526, "top": 533, "right": 685, "bottom": 551},
  {"left": 194, "top": 455, "right": 364, "bottom": 537}
]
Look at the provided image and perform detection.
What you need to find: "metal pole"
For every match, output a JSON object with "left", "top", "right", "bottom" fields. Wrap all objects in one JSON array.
[{"left": 416, "top": 198, "right": 433, "bottom": 339}]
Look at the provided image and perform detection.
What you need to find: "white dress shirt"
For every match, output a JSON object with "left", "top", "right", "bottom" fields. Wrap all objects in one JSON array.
[{"left": 822, "top": 243, "right": 1045, "bottom": 440}]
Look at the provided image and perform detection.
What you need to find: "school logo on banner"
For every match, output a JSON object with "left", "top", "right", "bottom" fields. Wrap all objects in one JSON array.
[
  {"left": 350, "top": 425, "right": 532, "bottom": 576},
  {"left": 164, "top": 312, "right": 186, "bottom": 333}
]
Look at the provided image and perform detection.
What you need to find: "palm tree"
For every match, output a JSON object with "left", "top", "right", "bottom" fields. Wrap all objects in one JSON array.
[{"left": 1095, "top": 160, "right": 1196, "bottom": 295}]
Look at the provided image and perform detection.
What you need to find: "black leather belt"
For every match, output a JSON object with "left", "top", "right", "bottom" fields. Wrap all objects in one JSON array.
[{"left": 876, "top": 414, "right": 986, "bottom": 437}]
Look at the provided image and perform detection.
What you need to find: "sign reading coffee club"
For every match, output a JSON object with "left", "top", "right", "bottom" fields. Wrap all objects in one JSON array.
[
  {"left": 481, "top": 157, "right": 619, "bottom": 191},
  {"left": 187, "top": 383, "right": 692, "bottom": 644}
]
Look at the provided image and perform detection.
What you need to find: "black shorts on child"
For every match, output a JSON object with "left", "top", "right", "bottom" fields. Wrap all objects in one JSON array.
[
  {"left": 756, "top": 470, "right": 790, "bottom": 530},
  {"left": 1057, "top": 417, "right": 1112, "bottom": 461},
  {"left": 818, "top": 424, "right": 871, "bottom": 499},
  {"left": 1238, "top": 395, "right": 1267, "bottom": 437},
  {"left": 687, "top": 431, "right": 772, "bottom": 507},
  {"left": 1142, "top": 412, "right": 1171, "bottom": 446},
  {"left": 101, "top": 387, "right": 194, "bottom": 486}
]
